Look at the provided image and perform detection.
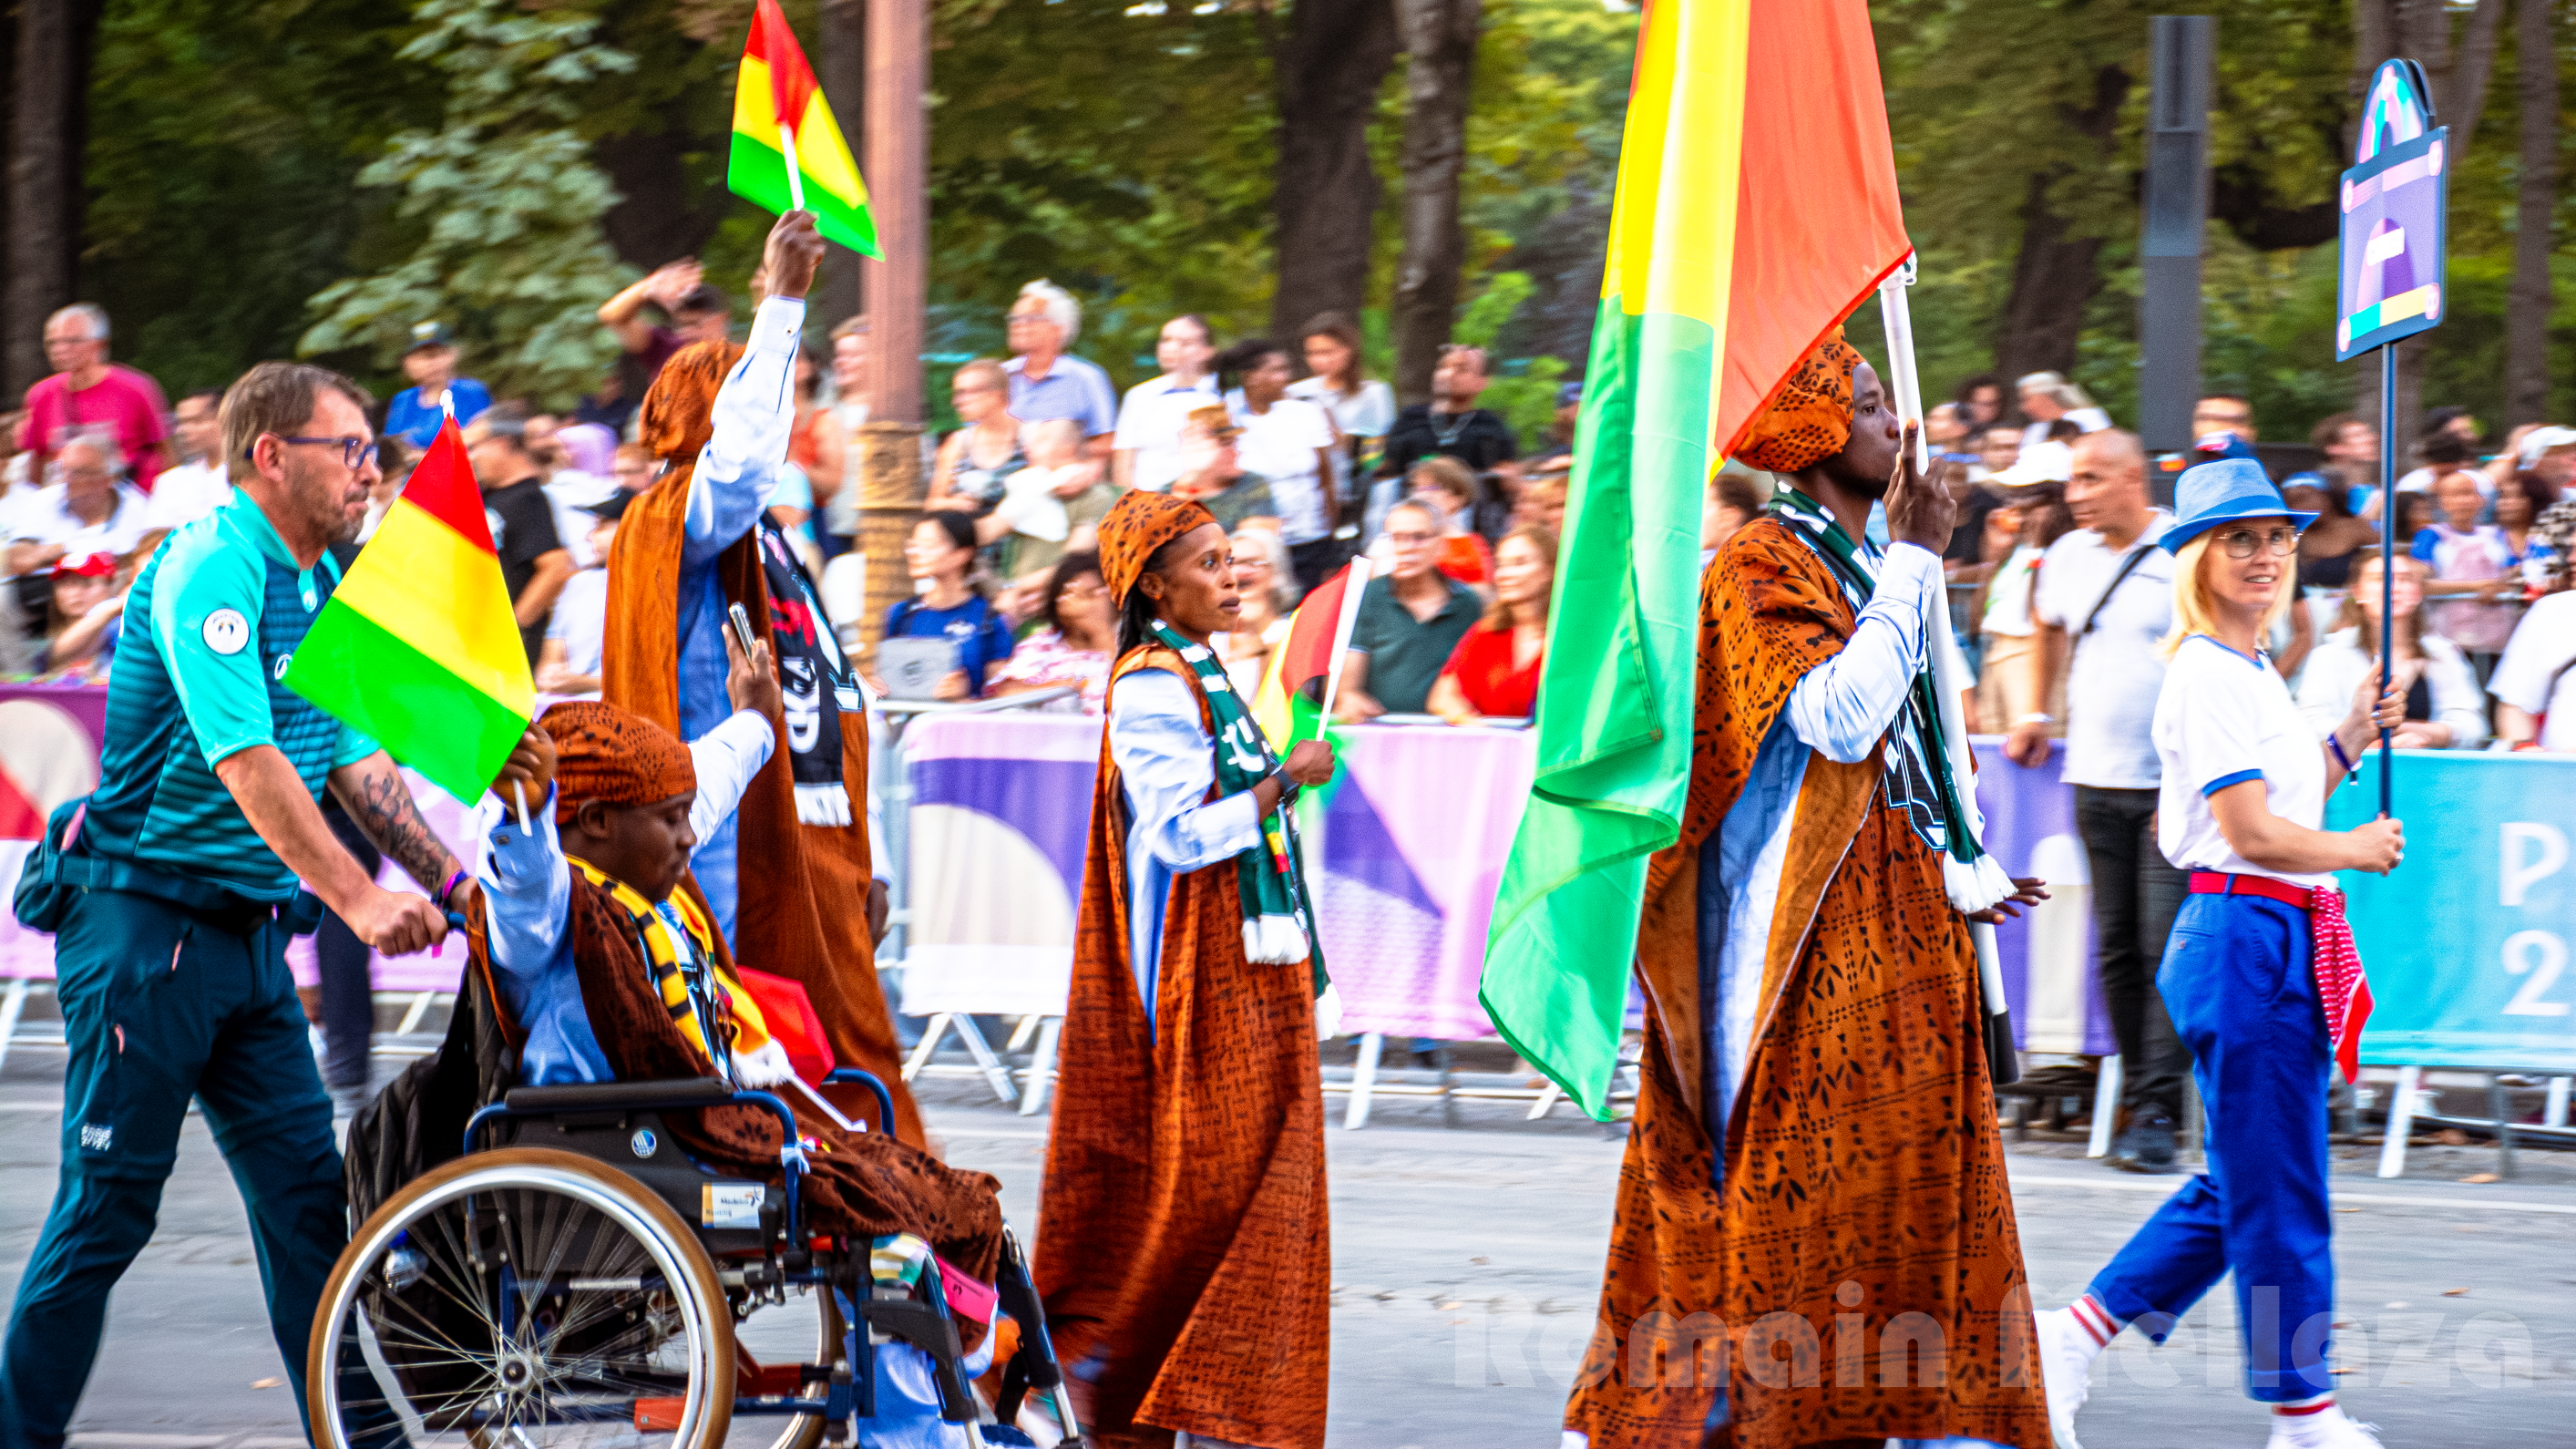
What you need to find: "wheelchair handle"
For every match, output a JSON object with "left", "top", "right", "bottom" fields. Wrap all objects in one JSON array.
[{"left": 822, "top": 1068, "right": 899, "bottom": 1141}]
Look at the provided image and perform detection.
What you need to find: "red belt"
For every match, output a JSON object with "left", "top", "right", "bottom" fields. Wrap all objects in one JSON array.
[{"left": 2187, "top": 871, "right": 2372, "bottom": 1084}]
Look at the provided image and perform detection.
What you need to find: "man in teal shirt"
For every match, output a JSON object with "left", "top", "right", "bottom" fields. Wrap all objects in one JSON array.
[{"left": 1, "top": 362, "right": 468, "bottom": 1447}]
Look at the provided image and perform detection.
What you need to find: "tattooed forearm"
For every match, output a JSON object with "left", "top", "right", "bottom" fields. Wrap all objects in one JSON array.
[{"left": 334, "top": 756, "right": 462, "bottom": 899}]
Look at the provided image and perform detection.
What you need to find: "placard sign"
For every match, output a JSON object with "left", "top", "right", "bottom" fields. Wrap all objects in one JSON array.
[{"left": 2335, "top": 60, "right": 2449, "bottom": 363}]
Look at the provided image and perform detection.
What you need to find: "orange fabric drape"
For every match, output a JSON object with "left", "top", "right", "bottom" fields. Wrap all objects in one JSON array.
[
  {"left": 1034, "top": 649, "right": 1329, "bottom": 1449},
  {"left": 1564, "top": 520, "right": 2047, "bottom": 1449},
  {"left": 602, "top": 427, "right": 918, "bottom": 1143}
]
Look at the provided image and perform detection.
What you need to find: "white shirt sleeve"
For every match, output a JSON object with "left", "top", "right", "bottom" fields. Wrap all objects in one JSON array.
[
  {"left": 2424, "top": 639, "right": 2489, "bottom": 746},
  {"left": 1108, "top": 668, "right": 1264, "bottom": 871},
  {"left": 684, "top": 296, "right": 806, "bottom": 569},
  {"left": 478, "top": 784, "right": 572, "bottom": 981},
  {"left": 686, "top": 708, "right": 777, "bottom": 855},
  {"left": 2175, "top": 651, "right": 2268, "bottom": 794},
  {"left": 1784, "top": 542, "right": 1943, "bottom": 765},
  {"left": 2492, "top": 595, "right": 2576, "bottom": 714}
]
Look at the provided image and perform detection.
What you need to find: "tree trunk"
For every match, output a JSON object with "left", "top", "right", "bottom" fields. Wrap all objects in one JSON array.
[
  {"left": 4, "top": 0, "right": 100, "bottom": 404},
  {"left": 818, "top": 0, "right": 867, "bottom": 331},
  {"left": 2439, "top": 0, "right": 2505, "bottom": 152},
  {"left": 1389, "top": 0, "right": 1482, "bottom": 406},
  {"left": 2505, "top": 0, "right": 2557, "bottom": 428},
  {"left": 595, "top": 121, "right": 741, "bottom": 271},
  {"left": 1269, "top": 0, "right": 1398, "bottom": 344},
  {"left": 1990, "top": 64, "right": 2128, "bottom": 385}
]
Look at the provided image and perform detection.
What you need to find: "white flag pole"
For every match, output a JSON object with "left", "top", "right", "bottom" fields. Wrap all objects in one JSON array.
[
  {"left": 1874, "top": 252, "right": 1930, "bottom": 471},
  {"left": 1313, "top": 557, "right": 1376, "bottom": 727},
  {"left": 779, "top": 122, "right": 806, "bottom": 211}
]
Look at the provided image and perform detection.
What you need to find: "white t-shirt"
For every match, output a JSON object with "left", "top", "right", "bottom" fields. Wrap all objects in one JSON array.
[
  {"left": 2154, "top": 634, "right": 2332, "bottom": 889},
  {"left": 1112, "top": 375, "right": 1219, "bottom": 493},
  {"left": 3, "top": 482, "right": 151, "bottom": 570},
  {"left": 141, "top": 458, "right": 233, "bottom": 531},
  {"left": 544, "top": 567, "right": 610, "bottom": 695},
  {"left": 2491, "top": 591, "right": 2576, "bottom": 751},
  {"left": 2031, "top": 509, "right": 2176, "bottom": 788},
  {"left": 544, "top": 469, "right": 615, "bottom": 569},
  {"left": 1287, "top": 375, "right": 1395, "bottom": 508},
  {"left": 1224, "top": 390, "right": 1337, "bottom": 544}
]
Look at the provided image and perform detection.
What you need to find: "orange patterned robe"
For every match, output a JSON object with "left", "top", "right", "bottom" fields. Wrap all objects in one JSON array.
[
  {"left": 1564, "top": 518, "right": 2046, "bottom": 1449},
  {"left": 1035, "top": 648, "right": 1330, "bottom": 1449}
]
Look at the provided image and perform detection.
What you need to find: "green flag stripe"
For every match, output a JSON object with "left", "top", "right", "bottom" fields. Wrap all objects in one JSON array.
[
  {"left": 1479, "top": 298, "right": 1713, "bottom": 1120},
  {"left": 728, "top": 135, "right": 880, "bottom": 258},
  {"left": 285, "top": 604, "right": 529, "bottom": 805}
]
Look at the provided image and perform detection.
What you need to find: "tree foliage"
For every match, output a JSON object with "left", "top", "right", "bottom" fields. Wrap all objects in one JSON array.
[{"left": 299, "top": 0, "right": 640, "bottom": 407}]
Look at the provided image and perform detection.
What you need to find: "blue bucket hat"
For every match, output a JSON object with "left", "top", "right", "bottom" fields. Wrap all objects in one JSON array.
[{"left": 2160, "top": 457, "right": 2319, "bottom": 553}]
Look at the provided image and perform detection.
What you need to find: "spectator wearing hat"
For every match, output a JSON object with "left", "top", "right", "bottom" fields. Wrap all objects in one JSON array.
[
  {"left": 382, "top": 323, "right": 493, "bottom": 448},
  {"left": 32, "top": 550, "right": 127, "bottom": 681},
  {"left": 1525, "top": 380, "right": 1585, "bottom": 475},
  {"left": 1004, "top": 280, "right": 1120, "bottom": 443},
  {"left": 1168, "top": 406, "right": 1278, "bottom": 536},
  {"left": 5, "top": 433, "right": 151, "bottom": 581},
  {"left": 141, "top": 391, "right": 234, "bottom": 540},
  {"left": 599, "top": 260, "right": 734, "bottom": 385},
  {"left": 2512, "top": 425, "right": 2576, "bottom": 504},
  {"left": 15, "top": 304, "right": 173, "bottom": 495},
  {"left": 2009, "top": 426, "right": 2194, "bottom": 1173},
  {"left": 536, "top": 490, "right": 629, "bottom": 699}
]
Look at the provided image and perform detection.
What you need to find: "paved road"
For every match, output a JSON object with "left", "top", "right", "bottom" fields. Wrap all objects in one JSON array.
[{"left": 1, "top": 1053, "right": 2567, "bottom": 1447}]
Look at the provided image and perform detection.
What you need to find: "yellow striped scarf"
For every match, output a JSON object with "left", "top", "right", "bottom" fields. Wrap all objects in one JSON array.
[{"left": 568, "top": 857, "right": 776, "bottom": 1074}]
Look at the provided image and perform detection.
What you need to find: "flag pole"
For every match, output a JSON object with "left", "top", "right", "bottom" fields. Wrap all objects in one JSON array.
[
  {"left": 779, "top": 122, "right": 806, "bottom": 211},
  {"left": 1314, "top": 558, "right": 1375, "bottom": 727}
]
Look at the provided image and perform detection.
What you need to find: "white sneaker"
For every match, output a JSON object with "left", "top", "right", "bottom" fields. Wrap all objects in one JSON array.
[
  {"left": 2266, "top": 1403, "right": 2385, "bottom": 1449},
  {"left": 2033, "top": 1307, "right": 2092, "bottom": 1449}
]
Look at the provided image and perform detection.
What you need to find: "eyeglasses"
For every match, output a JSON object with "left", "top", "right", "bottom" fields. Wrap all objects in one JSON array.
[
  {"left": 2213, "top": 526, "right": 2301, "bottom": 559},
  {"left": 253, "top": 436, "right": 379, "bottom": 470}
]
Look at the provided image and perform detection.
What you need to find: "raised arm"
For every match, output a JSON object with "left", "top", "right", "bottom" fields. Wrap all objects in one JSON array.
[
  {"left": 683, "top": 215, "right": 824, "bottom": 569},
  {"left": 1783, "top": 541, "right": 1943, "bottom": 764}
]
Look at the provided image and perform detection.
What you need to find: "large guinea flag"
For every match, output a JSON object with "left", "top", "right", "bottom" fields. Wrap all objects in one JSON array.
[
  {"left": 729, "top": 0, "right": 878, "bottom": 258},
  {"left": 1479, "top": 0, "right": 1911, "bottom": 1118},
  {"left": 283, "top": 419, "right": 533, "bottom": 804}
]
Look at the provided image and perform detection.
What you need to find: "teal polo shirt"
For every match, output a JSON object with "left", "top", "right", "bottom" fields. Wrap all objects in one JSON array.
[
  {"left": 80, "top": 496, "right": 379, "bottom": 903},
  {"left": 1348, "top": 572, "right": 1480, "bottom": 715}
]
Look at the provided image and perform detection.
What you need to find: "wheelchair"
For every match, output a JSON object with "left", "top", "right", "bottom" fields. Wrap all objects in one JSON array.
[{"left": 304, "top": 1068, "right": 1080, "bottom": 1448}]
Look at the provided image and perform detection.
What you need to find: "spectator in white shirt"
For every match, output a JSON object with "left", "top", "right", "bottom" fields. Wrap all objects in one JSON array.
[
  {"left": 5, "top": 433, "right": 151, "bottom": 579},
  {"left": 1219, "top": 338, "right": 1339, "bottom": 592},
  {"left": 1111, "top": 314, "right": 1221, "bottom": 492},
  {"left": 2006, "top": 426, "right": 2191, "bottom": 1172},
  {"left": 2294, "top": 552, "right": 2486, "bottom": 750},
  {"left": 140, "top": 389, "right": 232, "bottom": 537},
  {"left": 1287, "top": 312, "right": 1395, "bottom": 524},
  {"left": 1002, "top": 280, "right": 1119, "bottom": 444},
  {"left": 2493, "top": 533, "right": 2576, "bottom": 751},
  {"left": 2015, "top": 371, "right": 2111, "bottom": 450}
]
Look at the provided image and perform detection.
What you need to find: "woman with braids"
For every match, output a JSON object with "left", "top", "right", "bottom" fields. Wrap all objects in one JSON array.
[{"left": 1034, "top": 491, "right": 1339, "bottom": 1449}]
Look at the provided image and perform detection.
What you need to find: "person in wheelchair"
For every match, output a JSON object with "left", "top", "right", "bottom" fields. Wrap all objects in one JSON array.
[{"left": 470, "top": 695, "right": 1003, "bottom": 1269}]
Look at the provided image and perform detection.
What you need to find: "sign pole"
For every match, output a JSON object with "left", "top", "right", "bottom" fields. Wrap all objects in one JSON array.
[{"left": 2378, "top": 345, "right": 2396, "bottom": 818}]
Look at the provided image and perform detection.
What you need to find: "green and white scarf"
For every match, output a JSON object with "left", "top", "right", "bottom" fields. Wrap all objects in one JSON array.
[
  {"left": 1768, "top": 490, "right": 2015, "bottom": 914},
  {"left": 1148, "top": 620, "right": 1329, "bottom": 984}
]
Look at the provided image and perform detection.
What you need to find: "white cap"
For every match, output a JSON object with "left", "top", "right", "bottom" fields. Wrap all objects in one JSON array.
[
  {"left": 2516, "top": 426, "right": 2576, "bottom": 469},
  {"left": 1992, "top": 439, "right": 2075, "bottom": 488}
]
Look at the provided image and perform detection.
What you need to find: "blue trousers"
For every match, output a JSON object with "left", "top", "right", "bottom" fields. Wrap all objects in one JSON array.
[
  {"left": 0, "top": 889, "right": 350, "bottom": 1448},
  {"left": 2089, "top": 892, "right": 2337, "bottom": 1403}
]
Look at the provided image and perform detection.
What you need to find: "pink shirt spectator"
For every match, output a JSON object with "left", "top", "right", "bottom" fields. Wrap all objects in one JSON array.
[
  {"left": 18, "top": 365, "right": 171, "bottom": 493},
  {"left": 984, "top": 627, "right": 1109, "bottom": 713}
]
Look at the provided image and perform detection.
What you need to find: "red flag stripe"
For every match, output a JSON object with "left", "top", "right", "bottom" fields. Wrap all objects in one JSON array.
[
  {"left": 395, "top": 419, "right": 499, "bottom": 555},
  {"left": 751, "top": 0, "right": 819, "bottom": 138}
]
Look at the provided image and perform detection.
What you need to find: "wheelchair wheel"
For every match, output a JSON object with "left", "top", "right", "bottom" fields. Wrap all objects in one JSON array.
[
  {"left": 306, "top": 1146, "right": 735, "bottom": 1448},
  {"left": 734, "top": 1274, "right": 845, "bottom": 1449}
]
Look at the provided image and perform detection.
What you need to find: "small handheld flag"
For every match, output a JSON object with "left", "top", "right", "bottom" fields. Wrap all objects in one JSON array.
[
  {"left": 1250, "top": 557, "right": 1372, "bottom": 751},
  {"left": 730, "top": 0, "right": 877, "bottom": 257},
  {"left": 283, "top": 419, "right": 535, "bottom": 804}
]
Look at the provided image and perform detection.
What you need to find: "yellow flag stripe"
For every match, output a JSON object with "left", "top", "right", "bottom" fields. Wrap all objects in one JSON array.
[{"left": 328, "top": 502, "right": 536, "bottom": 718}]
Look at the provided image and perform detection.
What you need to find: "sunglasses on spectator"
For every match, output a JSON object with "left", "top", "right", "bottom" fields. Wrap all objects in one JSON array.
[
  {"left": 251, "top": 435, "right": 379, "bottom": 470},
  {"left": 2212, "top": 526, "right": 2301, "bottom": 559}
]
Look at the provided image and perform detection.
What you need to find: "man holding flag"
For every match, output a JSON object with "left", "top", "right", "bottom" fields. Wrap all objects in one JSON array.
[
  {"left": 1, "top": 362, "right": 468, "bottom": 1441},
  {"left": 1472, "top": 2, "right": 2047, "bottom": 1445}
]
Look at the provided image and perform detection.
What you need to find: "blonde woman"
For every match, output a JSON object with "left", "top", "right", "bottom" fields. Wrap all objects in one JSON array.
[
  {"left": 2037, "top": 458, "right": 2405, "bottom": 1449},
  {"left": 2293, "top": 551, "right": 2487, "bottom": 750}
]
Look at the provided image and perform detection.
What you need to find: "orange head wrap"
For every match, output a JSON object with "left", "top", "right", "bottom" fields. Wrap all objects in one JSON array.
[
  {"left": 637, "top": 340, "right": 747, "bottom": 464},
  {"left": 1098, "top": 489, "right": 1219, "bottom": 605},
  {"left": 1734, "top": 328, "right": 1866, "bottom": 475},
  {"left": 541, "top": 701, "right": 697, "bottom": 824}
]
